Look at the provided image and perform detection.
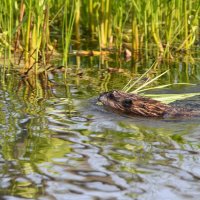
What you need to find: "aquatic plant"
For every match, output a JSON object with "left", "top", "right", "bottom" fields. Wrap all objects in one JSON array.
[
  {"left": 62, "top": 0, "right": 76, "bottom": 67},
  {"left": 122, "top": 60, "right": 200, "bottom": 104},
  {"left": 0, "top": 0, "right": 199, "bottom": 66}
]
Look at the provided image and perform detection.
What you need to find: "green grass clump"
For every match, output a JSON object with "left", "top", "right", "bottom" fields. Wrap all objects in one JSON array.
[{"left": 0, "top": 0, "right": 199, "bottom": 67}]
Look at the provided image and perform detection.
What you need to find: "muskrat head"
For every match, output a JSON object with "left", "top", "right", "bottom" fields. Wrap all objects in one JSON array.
[
  {"left": 98, "top": 90, "right": 134, "bottom": 112},
  {"left": 98, "top": 90, "right": 172, "bottom": 117}
]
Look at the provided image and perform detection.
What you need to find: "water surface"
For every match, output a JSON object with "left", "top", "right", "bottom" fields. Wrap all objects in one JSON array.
[{"left": 0, "top": 58, "right": 200, "bottom": 200}]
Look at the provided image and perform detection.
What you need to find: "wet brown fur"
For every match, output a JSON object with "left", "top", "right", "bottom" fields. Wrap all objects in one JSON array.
[{"left": 98, "top": 90, "right": 199, "bottom": 118}]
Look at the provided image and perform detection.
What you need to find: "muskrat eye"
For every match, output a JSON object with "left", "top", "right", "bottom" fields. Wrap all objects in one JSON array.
[
  {"left": 122, "top": 99, "right": 132, "bottom": 108},
  {"left": 108, "top": 92, "right": 115, "bottom": 99}
]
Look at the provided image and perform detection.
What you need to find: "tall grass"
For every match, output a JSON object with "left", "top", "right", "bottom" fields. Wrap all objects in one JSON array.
[
  {"left": 0, "top": 0, "right": 15, "bottom": 59},
  {"left": 0, "top": 0, "right": 199, "bottom": 68},
  {"left": 62, "top": 0, "right": 75, "bottom": 67}
]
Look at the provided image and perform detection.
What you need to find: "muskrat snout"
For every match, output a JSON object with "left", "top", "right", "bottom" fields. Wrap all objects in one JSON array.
[
  {"left": 98, "top": 92, "right": 108, "bottom": 102},
  {"left": 98, "top": 90, "right": 119, "bottom": 103}
]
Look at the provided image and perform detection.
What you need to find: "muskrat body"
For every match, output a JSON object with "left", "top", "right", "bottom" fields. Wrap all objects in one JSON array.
[{"left": 98, "top": 90, "right": 200, "bottom": 118}]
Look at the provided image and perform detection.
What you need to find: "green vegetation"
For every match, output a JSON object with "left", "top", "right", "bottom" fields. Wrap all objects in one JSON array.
[
  {"left": 0, "top": 0, "right": 199, "bottom": 101},
  {"left": 0, "top": 0, "right": 199, "bottom": 68},
  {"left": 0, "top": 2, "right": 200, "bottom": 199},
  {"left": 121, "top": 61, "right": 200, "bottom": 104}
]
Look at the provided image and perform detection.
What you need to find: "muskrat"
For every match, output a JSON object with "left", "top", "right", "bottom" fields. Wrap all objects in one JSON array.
[{"left": 98, "top": 90, "right": 200, "bottom": 118}]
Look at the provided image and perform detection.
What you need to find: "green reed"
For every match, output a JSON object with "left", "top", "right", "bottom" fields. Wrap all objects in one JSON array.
[
  {"left": 113, "top": 1, "right": 131, "bottom": 52},
  {"left": 0, "top": 0, "right": 15, "bottom": 59},
  {"left": 88, "top": 0, "right": 95, "bottom": 39},
  {"left": 62, "top": 0, "right": 75, "bottom": 67},
  {"left": 75, "top": 0, "right": 81, "bottom": 41},
  {"left": 0, "top": 0, "right": 199, "bottom": 67}
]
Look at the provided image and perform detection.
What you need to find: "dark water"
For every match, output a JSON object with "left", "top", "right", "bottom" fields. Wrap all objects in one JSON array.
[{"left": 0, "top": 57, "right": 200, "bottom": 200}]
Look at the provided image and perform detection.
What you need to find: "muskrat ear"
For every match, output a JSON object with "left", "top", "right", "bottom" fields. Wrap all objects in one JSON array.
[{"left": 122, "top": 99, "right": 132, "bottom": 108}]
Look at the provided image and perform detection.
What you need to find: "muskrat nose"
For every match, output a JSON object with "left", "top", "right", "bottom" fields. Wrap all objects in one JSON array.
[{"left": 98, "top": 92, "right": 108, "bottom": 102}]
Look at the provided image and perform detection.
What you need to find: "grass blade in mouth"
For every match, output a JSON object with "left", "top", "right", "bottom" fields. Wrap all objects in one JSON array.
[
  {"left": 143, "top": 93, "right": 200, "bottom": 104},
  {"left": 122, "top": 61, "right": 158, "bottom": 92},
  {"left": 131, "top": 70, "right": 169, "bottom": 94}
]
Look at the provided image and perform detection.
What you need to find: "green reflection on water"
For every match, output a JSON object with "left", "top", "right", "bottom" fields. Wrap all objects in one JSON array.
[
  {"left": 0, "top": 57, "right": 200, "bottom": 199},
  {"left": 85, "top": 120, "right": 198, "bottom": 177}
]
